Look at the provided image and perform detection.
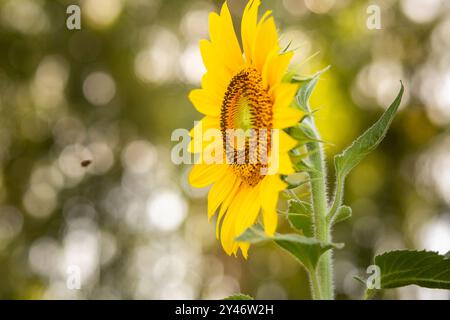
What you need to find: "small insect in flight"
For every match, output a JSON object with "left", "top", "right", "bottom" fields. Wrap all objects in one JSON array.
[{"left": 81, "top": 160, "right": 92, "bottom": 167}]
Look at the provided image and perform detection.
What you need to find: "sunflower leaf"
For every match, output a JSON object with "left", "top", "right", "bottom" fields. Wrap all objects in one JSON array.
[
  {"left": 293, "top": 160, "right": 320, "bottom": 174},
  {"left": 284, "top": 179, "right": 308, "bottom": 190},
  {"left": 286, "top": 200, "right": 313, "bottom": 236},
  {"left": 329, "top": 205, "right": 352, "bottom": 225},
  {"left": 365, "top": 250, "right": 450, "bottom": 294},
  {"left": 236, "top": 225, "right": 343, "bottom": 272},
  {"left": 280, "top": 174, "right": 311, "bottom": 190},
  {"left": 223, "top": 293, "right": 254, "bottom": 300},
  {"left": 334, "top": 83, "right": 404, "bottom": 182},
  {"left": 288, "top": 123, "right": 327, "bottom": 144},
  {"left": 293, "top": 66, "right": 330, "bottom": 113}
]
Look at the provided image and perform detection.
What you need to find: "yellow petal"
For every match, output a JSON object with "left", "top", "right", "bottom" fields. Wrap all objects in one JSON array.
[
  {"left": 220, "top": 186, "right": 248, "bottom": 255},
  {"left": 233, "top": 182, "right": 261, "bottom": 238},
  {"left": 207, "top": 169, "right": 237, "bottom": 220},
  {"left": 260, "top": 175, "right": 286, "bottom": 235},
  {"left": 189, "top": 89, "right": 221, "bottom": 116},
  {"left": 279, "top": 130, "right": 298, "bottom": 151},
  {"left": 201, "top": 72, "right": 227, "bottom": 101},
  {"left": 238, "top": 242, "right": 250, "bottom": 259},
  {"left": 272, "top": 83, "right": 298, "bottom": 110},
  {"left": 262, "top": 50, "right": 293, "bottom": 90},
  {"left": 198, "top": 39, "right": 216, "bottom": 70},
  {"left": 253, "top": 13, "right": 278, "bottom": 72},
  {"left": 188, "top": 116, "right": 220, "bottom": 153},
  {"left": 216, "top": 176, "right": 241, "bottom": 238},
  {"left": 273, "top": 106, "right": 303, "bottom": 129},
  {"left": 201, "top": 136, "right": 224, "bottom": 164},
  {"left": 208, "top": 2, "right": 244, "bottom": 73},
  {"left": 188, "top": 163, "right": 227, "bottom": 188},
  {"left": 241, "top": 0, "right": 260, "bottom": 64},
  {"left": 278, "top": 152, "right": 295, "bottom": 175},
  {"left": 199, "top": 39, "right": 233, "bottom": 78}
]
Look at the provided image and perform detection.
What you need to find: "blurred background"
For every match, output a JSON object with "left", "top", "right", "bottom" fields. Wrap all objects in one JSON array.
[{"left": 0, "top": 0, "right": 449, "bottom": 299}]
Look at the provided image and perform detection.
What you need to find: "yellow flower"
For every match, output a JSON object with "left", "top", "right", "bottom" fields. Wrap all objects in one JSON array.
[{"left": 188, "top": 0, "right": 302, "bottom": 258}]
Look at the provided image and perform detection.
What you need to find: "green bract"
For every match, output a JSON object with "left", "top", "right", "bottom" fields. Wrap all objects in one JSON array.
[{"left": 236, "top": 224, "right": 343, "bottom": 273}]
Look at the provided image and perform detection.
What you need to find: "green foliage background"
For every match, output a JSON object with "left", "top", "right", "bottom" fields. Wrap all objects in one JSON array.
[{"left": 0, "top": 0, "right": 449, "bottom": 299}]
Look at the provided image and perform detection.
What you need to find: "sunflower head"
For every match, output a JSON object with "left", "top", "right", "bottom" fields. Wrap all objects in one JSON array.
[{"left": 188, "top": 0, "right": 302, "bottom": 258}]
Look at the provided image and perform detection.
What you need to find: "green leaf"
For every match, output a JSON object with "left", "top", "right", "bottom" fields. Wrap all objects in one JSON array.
[
  {"left": 293, "top": 66, "right": 330, "bottom": 113},
  {"left": 293, "top": 160, "right": 320, "bottom": 174},
  {"left": 236, "top": 225, "right": 343, "bottom": 272},
  {"left": 223, "top": 294, "right": 254, "bottom": 300},
  {"left": 286, "top": 200, "right": 313, "bottom": 237},
  {"left": 334, "top": 83, "right": 404, "bottom": 181},
  {"left": 280, "top": 173, "right": 311, "bottom": 190},
  {"left": 374, "top": 250, "right": 450, "bottom": 290},
  {"left": 284, "top": 179, "right": 308, "bottom": 190},
  {"left": 288, "top": 124, "right": 329, "bottom": 149},
  {"left": 288, "top": 199, "right": 312, "bottom": 216},
  {"left": 330, "top": 205, "right": 352, "bottom": 225},
  {"left": 288, "top": 123, "right": 315, "bottom": 142}
]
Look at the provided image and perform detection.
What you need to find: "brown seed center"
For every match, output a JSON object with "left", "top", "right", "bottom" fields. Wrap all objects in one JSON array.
[{"left": 220, "top": 68, "right": 273, "bottom": 186}]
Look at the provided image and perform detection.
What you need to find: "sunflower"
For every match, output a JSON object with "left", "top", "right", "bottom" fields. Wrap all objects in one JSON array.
[{"left": 188, "top": 0, "right": 302, "bottom": 258}]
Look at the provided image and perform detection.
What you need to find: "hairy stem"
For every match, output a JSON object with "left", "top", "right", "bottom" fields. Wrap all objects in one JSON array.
[
  {"left": 305, "top": 117, "right": 334, "bottom": 300},
  {"left": 327, "top": 176, "right": 345, "bottom": 224},
  {"left": 309, "top": 269, "right": 322, "bottom": 300}
]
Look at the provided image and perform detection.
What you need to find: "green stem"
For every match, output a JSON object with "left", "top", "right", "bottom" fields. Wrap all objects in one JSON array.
[
  {"left": 309, "top": 269, "right": 322, "bottom": 300},
  {"left": 327, "top": 176, "right": 345, "bottom": 224},
  {"left": 305, "top": 117, "right": 334, "bottom": 300}
]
